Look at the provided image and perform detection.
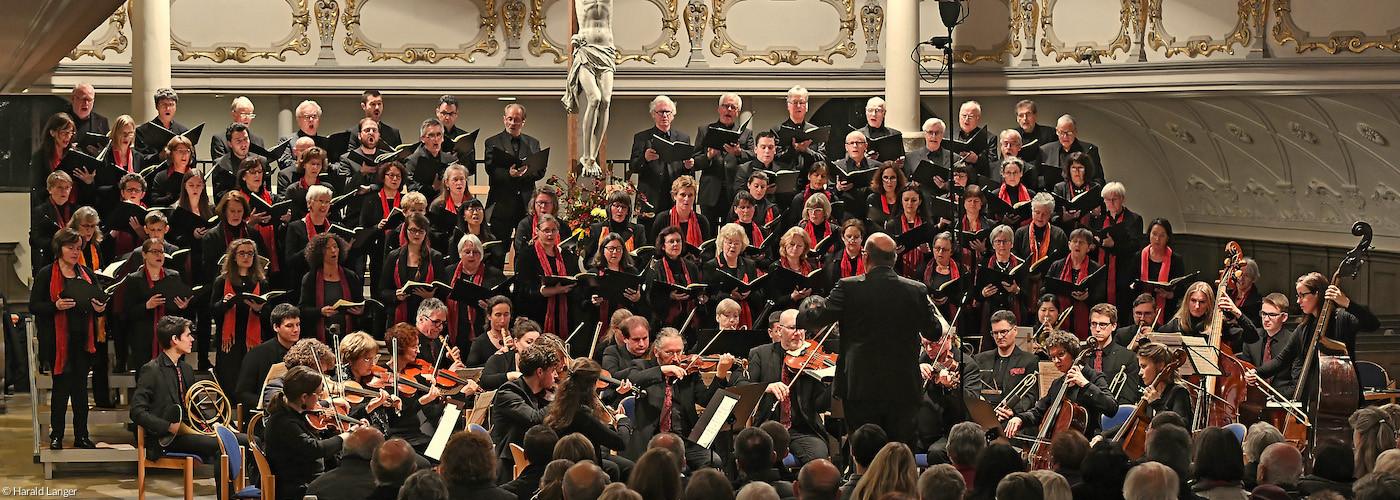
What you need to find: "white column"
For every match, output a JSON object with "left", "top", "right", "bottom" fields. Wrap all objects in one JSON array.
[
  {"left": 278, "top": 95, "right": 297, "bottom": 139},
  {"left": 129, "top": 0, "right": 172, "bottom": 123},
  {"left": 883, "top": 0, "right": 920, "bottom": 135}
]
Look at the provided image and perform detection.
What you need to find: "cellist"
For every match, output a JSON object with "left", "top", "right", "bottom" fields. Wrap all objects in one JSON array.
[
  {"left": 1092, "top": 342, "right": 1192, "bottom": 445},
  {"left": 1001, "top": 330, "right": 1118, "bottom": 439}
]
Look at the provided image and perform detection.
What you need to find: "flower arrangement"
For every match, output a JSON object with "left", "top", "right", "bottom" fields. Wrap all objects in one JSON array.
[{"left": 545, "top": 174, "right": 642, "bottom": 240}]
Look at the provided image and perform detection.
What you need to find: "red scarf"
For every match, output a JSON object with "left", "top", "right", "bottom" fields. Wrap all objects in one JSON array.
[
  {"left": 1141, "top": 246, "right": 1172, "bottom": 312},
  {"left": 840, "top": 250, "right": 865, "bottom": 278},
  {"left": 880, "top": 193, "right": 894, "bottom": 215},
  {"left": 741, "top": 222, "right": 764, "bottom": 249},
  {"left": 380, "top": 190, "right": 400, "bottom": 219},
  {"left": 534, "top": 241, "right": 569, "bottom": 335},
  {"left": 393, "top": 247, "right": 435, "bottom": 324},
  {"left": 999, "top": 183, "right": 1030, "bottom": 205},
  {"left": 900, "top": 215, "right": 924, "bottom": 274},
  {"left": 1057, "top": 256, "right": 1092, "bottom": 339},
  {"left": 448, "top": 263, "right": 484, "bottom": 344},
  {"left": 782, "top": 256, "right": 812, "bottom": 275},
  {"left": 221, "top": 222, "right": 248, "bottom": 247},
  {"left": 444, "top": 193, "right": 462, "bottom": 214},
  {"left": 145, "top": 266, "right": 167, "bottom": 358},
  {"left": 81, "top": 243, "right": 107, "bottom": 343},
  {"left": 672, "top": 207, "right": 703, "bottom": 246},
  {"left": 244, "top": 189, "right": 279, "bottom": 271},
  {"left": 802, "top": 220, "right": 830, "bottom": 251},
  {"left": 50, "top": 264, "right": 96, "bottom": 374},
  {"left": 315, "top": 266, "right": 352, "bottom": 341},
  {"left": 720, "top": 256, "right": 758, "bottom": 328},
  {"left": 661, "top": 256, "right": 695, "bottom": 325},
  {"left": 299, "top": 177, "right": 312, "bottom": 191},
  {"left": 1029, "top": 223, "right": 1052, "bottom": 262},
  {"left": 305, "top": 214, "right": 327, "bottom": 239},
  {"left": 51, "top": 200, "right": 72, "bottom": 228},
  {"left": 761, "top": 202, "right": 776, "bottom": 224},
  {"left": 597, "top": 224, "right": 637, "bottom": 251},
  {"left": 221, "top": 278, "right": 262, "bottom": 351},
  {"left": 1098, "top": 211, "right": 1124, "bottom": 304},
  {"left": 115, "top": 147, "right": 133, "bottom": 171}
]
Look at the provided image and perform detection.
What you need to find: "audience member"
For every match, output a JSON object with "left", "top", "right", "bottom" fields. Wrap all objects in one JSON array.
[
  {"left": 1352, "top": 472, "right": 1400, "bottom": 500},
  {"left": 306, "top": 425, "right": 383, "bottom": 500},
  {"left": 1124, "top": 462, "right": 1179, "bottom": 500},
  {"left": 1351, "top": 406, "right": 1398, "bottom": 477},
  {"left": 1188, "top": 427, "right": 1247, "bottom": 499},
  {"left": 761, "top": 421, "right": 796, "bottom": 480},
  {"left": 1049, "top": 430, "right": 1088, "bottom": 486},
  {"left": 538, "top": 459, "right": 576, "bottom": 500},
  {"left": 1070, "top": 441, "right": 1129, "bottom": 500},
  {"left": 1242, "top": 422, "right": 1284, "bottom": 490},
  {"left": 1256, "top": 443, "right": 1303, "bottom": 498},
  {"left": 968, "top": 443, "right": 1027, "bottom": 500},
  {"left": 397, "top": 469, "right": 450, "bottom": 500},
  {"left": 1138, "top": 424, "right": 1193, "bottom": 500},
  {"left": 1299, "top": 439, "right": 1354, "bottom": 498},
  {"left": 995, "top": 471, "right": 1044, "bottom": 500},
  {"left": 687, "top": 468, "right": 737, "bottom": 500},
  {"left": 649, "top": 433, "right": 688, "bottom": 475},
  {"left": 601, "top": 482, "right": 645, "bottom": 500},
  {"left": 368, "top": 438, "right": 419, "bottom": 500},
  {"left": 795, "top": 459, "right": 840, "bottom": 500},
  {"left": 916, "top": 464, "right": 965, "bottom": 500},
  {"left": 733, "top": 427, "right": 795, "bottom": 499},
  {"left": 738, "top": 482, "right": 782, "bottom": 500},
  {"left": 440, "top": 430, "right": 515, "bottom": 500},
  {"left": 564, "top": 461, "right": 610, "bottom": 500},
  {"left": 946, "top": 421, "right": 986, "bottom": 483},
  {"left": 1373, "top": 449, "right": 1400, "bottom": 475},
  {"left": 504, "top": 425, "right": 560, "bottom": 500},
  {"left": 842, "top": 424, "right": 889, "bottom": 499},
  {"left": 1027, "top": 470, "right": 1071, "bottom": 500},
  {"left": 631, "top": 448, "right": 683, "bottom": 500},
  {"left": 556, "top": 432, "right": 600, "bottom": 465},
  {"left": 851, "top": 442, "right": 919, "bottom": 500}
]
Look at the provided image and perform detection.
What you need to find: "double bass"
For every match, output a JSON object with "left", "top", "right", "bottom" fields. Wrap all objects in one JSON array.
[
  {"left": 1282, "top": 222, "right": 1370, "bottom": 455},
  {"left": 1192, "top": 242, "right": 1252, "bottom": 430}
]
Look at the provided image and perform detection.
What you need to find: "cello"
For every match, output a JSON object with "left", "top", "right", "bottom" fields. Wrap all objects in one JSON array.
[
  {"left": 1026, "top": 342, "right": 1093, "bottom": 469},
  {"left": 1114, "top": 347, "right": 1188, "bottom": 459},
  {"left": 1282, "top": 221, "right": 1370, "bottom": 455}
]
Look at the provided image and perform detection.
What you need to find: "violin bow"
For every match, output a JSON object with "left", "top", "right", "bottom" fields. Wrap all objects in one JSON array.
[
  {"left": 431, "top": 335, "right": 448, "bottom": 392},
  {"left": 769, "top": 323, "right": 837, "bottom": 413},
  {"left": 391, "top": 337, "right": 401, "bottom": 416},
  {"left": 587, "top": 321, "right": 604, "bottom": 360},
  {"left": 677, "top": 307, "right": 699, "bottom": 337},
  {"left": 310, "top": 352, "right": 346, "bottom": 433}
]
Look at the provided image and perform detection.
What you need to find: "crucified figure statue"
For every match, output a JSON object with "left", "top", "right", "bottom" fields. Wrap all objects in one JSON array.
[{"left": 562, "top": 0, "right": 614, "bottom": 178}]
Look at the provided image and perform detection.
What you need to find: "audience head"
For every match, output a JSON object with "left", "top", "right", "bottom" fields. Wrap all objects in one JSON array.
[
  {"left": 737, "top": 482, "right": 780, "bottom": 500},
  {"left": 554, "top": 432, "right": 598, "bottom": 464},
  {"left": 524, "top": 425, "right": 561, "bottom": 468},
  {"left": 1244, "top": 422, "right": 1285, "bottom": 462},
  {"left": 1258, "top": 442, "right": 1303, "bottom": 487},
  {"left": 853, "top": 442, "right": 918, "bottom": 500},
  {"left": 686, "top": 468, "right": 735, "bottom": 500},
  {"left": 1373, "top": 449, "right": 1400, "bottom": 475},
  {"left": 917, "top": 464, "right": 966, "bottom": 500},
  {"left": 1150, "top": 411, "right": 1186, "bottom": 431},
  {"left": 1079, "top": 441, "right": 1130, "bottom": 494},
  {"left": 946, "top": 421, "right": 986, "bottom": 468},
  {"left": 1311, "top": 438, "right": 1355, "bottom": 482},
  {"left": 758, "top": 421, "right": 790, "bottom": 468},
  {"left": 994, "top": 471, "right": 1043, "bottom": 500},
  {"left": 648, "top": 433, "right": 686, "bottom": 471},
  {"left": 1353, "top": 472, "right": 1400, "bottom": 500},
  {"left": 438, "top": 430, "right": 496, "bottom": 486},
  {"left": 1191, "top": 426, "right": 1244, "bottom": 483},
  {"left": 796, "top": 459, "right": 840, "bottom": 500},
  {"left": 539, "top": 458, "right": 576, "bottom": 500},
  {"left": 1026, "top": 470, "right": 1070, "bottom": 500},
  {"left": 1351, "top": 406, "right": 1398, "bottom": 476},
  {"left": 850, "top": 424, "right": 889, "bottom": 472},
  {"left": 1142, "top": 424, "right": 1191, "bottom": 484},
  {"left": 344, "top": 425, "right": 384, "bottom": 460},
  {"left": 630, "top": 448, "right": 682, "bottom": 500},
  {"left": 563, "top": 460, "right": 609, "bottom": 500},
  {"left": 972, "top": 443, "right": 1028, "bottom": 498},
  {"left": 599, "top": 482, "right": 644, "bottom": 500},
  {"left": 372, "top": 437, "right": 417, "bottom": 487},
  {"left": 1049, "top": 429, "right": 1088, "bottom": 472},
  {"left": 735, "top": 427, "right": 776, "bottom": 475},
  {"left": 396, "top": 469, "right": 448, "bottom": 500},
  {"left": 1123, "top": 462, "right": 1179, "bottom": 500}
]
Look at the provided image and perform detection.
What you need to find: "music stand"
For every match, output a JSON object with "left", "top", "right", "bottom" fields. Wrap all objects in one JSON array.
[
  {"left": 690, "top": 383, "right": 767, "bottom": 449},
  {"left": 691, "top": 329, "right": 766, "bottom": 357},
  {"left": 1148, "top": 333, "right": 1223, "bottom": 377}
]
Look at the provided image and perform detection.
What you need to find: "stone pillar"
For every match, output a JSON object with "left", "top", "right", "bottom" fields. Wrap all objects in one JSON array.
[
  {"left": 278, "top": 95, "right": 297, "bottom": 139},
  {"left": 129, "top": 0, "right": 172, "bottom": 123},
  {"left": 883, "top": 0, "right": 919, "bottom": 136}
]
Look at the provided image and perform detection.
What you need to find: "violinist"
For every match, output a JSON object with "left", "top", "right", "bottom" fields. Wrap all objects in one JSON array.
[
  {"left": 1114, "top": 293, "right": 1158, "bottom": 349},
  {"left": 299, "top": 232, "right": 364, "bottom": 342},
  {"left": 413, "top": 299, "right": 456, "bottom": 372},
  {"left": 974, "top": 310, "right": 1039, "bottom": 418},
  {"left": 885, "top": 186, "right": 931, "bottom": 279},
  {"left": 583, "top": 189, "right": 646, "bottom": 265},
  {"left": 1091, "top": 182, "right": 1142, "bottom": 317},
  {"left": 627, "top": 327, "right": 734, "bottom": 470},
  {"left": 650, "top": 176, "right": 711, "bottom": 256},
  {"left": 1241, "top": 293, "right": 1303, "bottom": 397},
  {"left": 32, "top": 228, "right": 108, "bottom": 449},
  {"left": 650, "top": 225, "right": 706, "bottom": 330},
  {"left": 448, "top": 233, "right": 506, "bottom": 343},
  {"left": 515, "top": 214, "right": 578, "bottom": 337},
  {"left": 730, "top": 309, "right": 831, "bottom": 465},
  {"left": 1082, "top": 303, "right": 1142, "bottom": 404},
  {"left": 590, "top": 233, "right": 647, "bottom": 325},
  {"left": 336, "top": 331, "right": 401, "bottom": 426},
  {"left": 378, "top": 213, "right": 444, "bottom": 328},
  {"left": 1001, "top": 330, "right": 1117, "bottom": 438},
  {"left": 261, "top": 339, "right": 336, "bottom": 411},
  {"left": 916, "top": 330, "right": 984, "bottom": 464},
  {"left": 380, "top": 323, "right": 446, "bottom": 456},
  {"left": 1157, "top": 281, "right": 1259, "bottom": 347},
  {"left": 980, "top": 225, "right": 1028, "bottom": 330},
  {"left": 490, "top": 340, "right": 564, "bottom": 482},
  {"left": 601, "top": 315, "right": 651, "bottom": 381},
  {"left": 1093, "top": 341, "right": 1193, "bottom": 445},
  {"left": 480, "top": 319, "right": 542, "bottom": 390},
  {"left": 1044, "top": 228, "right": 1104, "bottom": 339},
  {"left": 465, "top": 295, "right": 513, "bottom": 368},
  {"left": 544, "top": 357, "right": 635, "bottom": 478},
  {"left": 233, "top": 303, "right": 300, "bottom": 412},
  {"left": 770, "top": 227, "right": 816, "bottom": 311},
  {"left": 704, "top": 223, "right": 764, "bottom": 328},
  {"left": 265, "top": 364, "right": 364, "bottom": 499},
  {"left": 210, "top": 238, "right": 270, "bottom": 393}
]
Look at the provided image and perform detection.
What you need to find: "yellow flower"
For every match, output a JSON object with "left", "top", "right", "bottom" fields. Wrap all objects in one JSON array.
[{"left": 590, "top": 207, "right": 606, "bottom": 218}]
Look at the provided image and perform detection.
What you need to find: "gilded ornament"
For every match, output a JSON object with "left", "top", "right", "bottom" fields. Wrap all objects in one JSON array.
[
  {"left": 68, "top": 3, "right": 129, "bottom": 60},
  {"left": 710, "top": 0, "right": 857, "bottom": 65},
  {"left": 343, "top": 0, "right": 499, "bottom": 63},
  {"left": 171, "top": 0, "right": 312, "bottom": 62}
]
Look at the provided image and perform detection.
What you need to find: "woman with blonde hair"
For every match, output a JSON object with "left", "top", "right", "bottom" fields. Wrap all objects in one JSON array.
[
  {"left": 705, "top": 222, "right": 763, "bottom": 329},
  {"left": 1350, "top": 406, "right": 1397, "bottom": 476},
  {"left": 770, "top": 226, "right": 815, "bottom": 310},
  {"left": 1159, "top": 280, "right": 1259, "bottom": 346},
  {"left": 851, "top": 442, "right": 919, "bottom": 500}
]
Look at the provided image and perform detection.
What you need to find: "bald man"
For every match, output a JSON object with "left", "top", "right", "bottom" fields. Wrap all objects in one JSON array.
[
  {"left": 64, "top": 83, "right": 109, "bottom": 154},
  {"left": 367, "top": 438, "right": 418, "bottom": 500},
  {"left": 1257, "top": 443, "right": 1303, "bottom": 496},
  {"left": 795, "top": 459, "right": 840, "bottom": 500},
  {"left": 277, "top": 136, "right": 318, "bottom": 194},
  {"left": 797, "top": 233, "right": 942, "bottom": 445},
  {"left": 307, "top": 426, "right": 384, "bottom": 500},
  {"left": 562, "top": 461, "right": 609, "bottom": 500}
]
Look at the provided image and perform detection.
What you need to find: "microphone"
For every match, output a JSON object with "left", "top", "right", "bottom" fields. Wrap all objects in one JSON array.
[{"left": 938, "top": 0, "right": 962, "bottom": 29}]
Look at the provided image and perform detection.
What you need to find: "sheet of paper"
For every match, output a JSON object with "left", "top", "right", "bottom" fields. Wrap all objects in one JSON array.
[
  {"left": 696, "top": 395, "right": 738, "bottom": 448},
  {"left": 425, "top": 404, "right": 463, "bottom": 460}
]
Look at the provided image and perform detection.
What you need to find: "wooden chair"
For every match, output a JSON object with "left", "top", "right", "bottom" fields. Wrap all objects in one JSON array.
[
  {"left": 136, "top": 429, "right": 201, "bottom": 500},
  {"left": 510, "top": 443, "right": 528, "bottom": 479},
  {"left": 249, "top": 442, "right": 275, "bottom": 500}
]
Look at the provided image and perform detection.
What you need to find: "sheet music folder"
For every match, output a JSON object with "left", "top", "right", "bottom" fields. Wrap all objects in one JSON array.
[
  {"left": 690, "top": 383, "right": 766, "bottom": 448},
  {"left": 1147, "top": 333, "right": 1223, "bottom": 377}
]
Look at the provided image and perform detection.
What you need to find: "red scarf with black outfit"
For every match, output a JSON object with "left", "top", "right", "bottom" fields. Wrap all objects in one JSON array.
[
  {"left": 671, "top": 207, "right": 703, "bottom": 247},
  {"left": 534, "top": 241, "right": 569, "bottom": 335},
  {"left": 221, "top": 277, "right": 262, "bottom": 351},
  {"left": 243, "top": 189, "right": 279, "bottom": 271},
  {"left": 144, "top": 266, "right": 168, "bottom": 358},
  {"left": 660, "top": 256, "right": 695, "bottom": 326},
  {"left": 899, "top": 214, "right": 924, "bottom": 275},
  {"left": 49, "top": 264, "right": 96, "bottom": 374},
  {"left": 392, "top": 246, "right": 434, "bottom": 325},
  {"left": 1141, "top": 246, "right": 1172, "bottom": 312},
  {"left": 1056, "top": 256, "right": 1092, "bottom": 339},
  {"left": 447, "top": 263, "right": 484, "bottom": 344},
  {"left": 315, "top": 266, "right": 352, "bottom": 341},
  {"left": 1097, "top": 211, "right": 1125, "bottom": 304}
]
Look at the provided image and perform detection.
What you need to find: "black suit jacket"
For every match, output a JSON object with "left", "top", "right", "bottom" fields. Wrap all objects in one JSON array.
[
  {"left": 305, "top": 456, "right": 375, "bottom": 500},
  {"left": 483, "top": 131, "right": 544, "bottom": 226},
  {"left": 1015, "top": 366, "right": 1118, "bottom": 436},
  {"left": 1240, "top": 328, "right": 1304, "bottom": 397},
  {"left": 1083, "top": 341, "right": 1142, "bottom": 404},
  {"left": 130, "top": 353, "right": 196, "bottom": 460},
  {"left": 797, "top": 266, "right": 940, "bottom": 403},
  {"left": 209, "top": 125, "right": 264, "bottom": 161},
  {"left": 489, "top": 377, "right": 549, "bottom": 460},
  {"left": 973, "top": 346, "right": 1040, "bottom": 415},
  {"left": 347, "top": 121, "right": 402, "bottom": 152},
  {"left": 694, "top": 121, "right": 754, "bottom": 210},
  {"left": 631, "top": 126, "right": 693, "bottom": 213},
  {"left": 628, "top": 358, "right": 727, "bottom": 441},
  {"left": 1038, "top": 139, "right": 1105, "bottom": 188},
  {"left": 731, "top": 343, "right": 832, "bottom": 439}
]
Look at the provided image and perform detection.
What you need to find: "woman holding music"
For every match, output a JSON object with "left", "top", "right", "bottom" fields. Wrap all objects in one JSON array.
[
  {"left": 378, "top": 213, "right": 445, "bottom": 329},
  {"left": 515, "top": 214, "right": 578, "bottom": 337},
  {"left": 824, "top": 219, "right": 867, "bottom": 282},
  {"left": 31, "top": 228, "right": 107, "bottom": 450},
  {"left": 589, "top": 233, "right": 647, "bottom": 326},
  {"left": 649, "top": 225, "right": 705, "bottom": 331},
  {"left": 299, "top": 232, "right": 363, "bottom": 341},
  {"left": 210, "top": 238, "right": 269, "bottom": 392},
  {"left": 448, "top": 234, "right": 507, "bottom": 343},
  {"left": 866, "top": 162, "right": 906, "bottom": 228},
  {"left": 885, "top": 186, "right": 931, "bottom": 279},
  {"left": 703, "top": 223, "right": 764, "bottom": 330},
  {"left": 769, "top": 226, "right": 816, "bottom": 311}
]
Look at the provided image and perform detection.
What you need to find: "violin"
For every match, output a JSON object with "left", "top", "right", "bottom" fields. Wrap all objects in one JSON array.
[
  {"left": 372, "top": 363, "right": 434, "bottom": 397},
  {"left": 784, "top": 340, "right": 837, "bottom": 372},
  {"left": 677, "top": 354, "right": 747, "bottom": 374},
  {"left": 1114, "top": 348, "right": 1188, "bottom": 459},
  {"left": 305, "top": 405, "right": 360, "bottom": 431}
]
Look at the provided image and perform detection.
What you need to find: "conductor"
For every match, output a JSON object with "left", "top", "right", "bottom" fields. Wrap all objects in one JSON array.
[{"left": 796, "top": 232, "right": 944, "bottom": 445}]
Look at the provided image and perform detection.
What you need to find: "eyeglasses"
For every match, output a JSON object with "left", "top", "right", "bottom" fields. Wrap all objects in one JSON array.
[
  {"left": 720, "top": 104, "right": 739, "bottom": 111},
  {"left": 58, "top": 130, "right": 76, "bottom": 137},
  {"left": 465, "top": 206, "right": 484, "bottom": 213},
  {"left": 383, "top": 173, "right": 402, "bottom": 179},
  {"left": 1261, "top": 311, "right": 1286, "bottom": 319},
  {"left": 406, "top": 227, "right": 427, "bottom": 235},
  {"left": 237, "top": 112, "right": 257, "bottom": 119},
  {"left": 424, "top": 133, "right": 444, "bottom": 139},
  {"left": 80, "top": 223, "right": 98, "bottom": 229},
  {"left": 425, "top": 318, "right": 446, "bottom": 326},
  {"left": 1296, "top": 291, "right": 1316, "bottom": 300},
  {"left": 438, "top": 110, "right": 458, "bottom": 117},
  {"left": 653, "top": 109, "right": 675, "bottom": 116},
  {"left": 960, "top": 113, "right": 979, "bottom": 119},
  {"left": 298, "top": 113, "right": 321, "bottom": 119},
  {"left": 603, "top": 246, "right": 624, "bottom": 252},
  {"left": 787, "top": 100, "right": 808, "bottom": 106},
  {"left": 1056, "top": 130, "right": 1075, "bottom": 136},
  {"left": 1089, "top": 321, "right": 1114, "bottom": 328},
  {"left": 991, "top": 327, "right": 1015, "bottom": 337},
  {"left": 846, "top": 141, "right": 866, "bottom": 145},
  {"left": 236, "top": 250, "right": 258, "bottom": 257},
  {"left": 123, "top": 186, "right": 144, "bottom": 193}
]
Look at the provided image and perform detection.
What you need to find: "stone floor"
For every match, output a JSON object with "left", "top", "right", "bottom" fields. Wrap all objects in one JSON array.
[{"left": 0, "top": 394, "right": 221, "bottom": 499}]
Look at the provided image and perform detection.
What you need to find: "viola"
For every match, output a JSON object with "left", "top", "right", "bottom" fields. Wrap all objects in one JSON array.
[
  {"left": 334, "top": 379, "right": 383, "bottom": 405},
  {"left": 784, "top": 340, "right": 837, "bottom": 372},
  {"left": 677, "top": 354, "right": 748, "bottom": 374}
]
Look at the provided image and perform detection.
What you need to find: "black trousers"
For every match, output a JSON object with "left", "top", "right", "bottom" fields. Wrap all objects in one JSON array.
[
  {"left": 167, "top": 431, "right": 249, "bottom": 492},
  {"left": 92, "top": 340, "right": 112, "bottom": 407},
  {"left": 214, "top": 343, "right": 248, "bottom": 397},
  {"left": 50, "top": 345, "right": 91, "bottom": 439},
  {"left": 790, "top": 430, "right": 830, "bottom": 465},
  {"left": 843, "top": 399, "right": 917, "bottom": 447}
]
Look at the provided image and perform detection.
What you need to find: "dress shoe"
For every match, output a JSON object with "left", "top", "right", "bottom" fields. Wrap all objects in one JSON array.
[
  {"left": 49, "top": 437, "right": 63, "bottom": 450},
  {"left": 73, "top": 437, "right": 96, "bottom": 449}
]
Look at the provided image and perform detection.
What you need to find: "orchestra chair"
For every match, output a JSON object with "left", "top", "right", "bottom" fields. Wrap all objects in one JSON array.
[
  {"left": 249, "top": 442, "right": 275, "bottom": 500},
  {"left": 510, "top": 443, "right": 528, "bottom": 479},
  {"left": 1224, "top": 423, "right": 1247, "bottom": 443},
  {"left": 619, "top": 396, "right": 636, "bottom": 421},
  {"left": 468, "top": 423, "right": 488, "bottom": 435},
  {"left": 1101, "top": 404, "right": 1136, "bottom": 432},
  {"left": 216, "top": 423, "right": 262, "bottom": 499},
  {"left": 136, "top": 426, "right": 202, "bottom": 500},
  {"left": 1357, "top": 361, "right": 1398, "bottom": 404},
  {"left": 914, "top": 454, "right": 928, "bottom": 468},
  {"left": 782, "top": 453, "right": 798, "bottom": 469}
]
